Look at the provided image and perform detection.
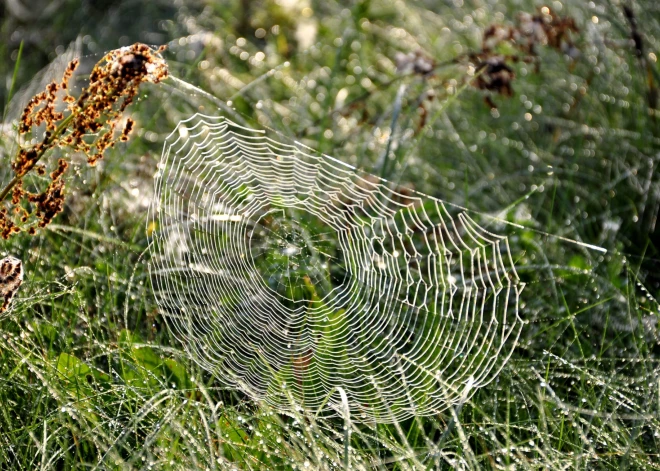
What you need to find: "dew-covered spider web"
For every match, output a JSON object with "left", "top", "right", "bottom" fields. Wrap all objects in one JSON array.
[{"left": 149, "top": 113, "right": 525, "bottom": 422}]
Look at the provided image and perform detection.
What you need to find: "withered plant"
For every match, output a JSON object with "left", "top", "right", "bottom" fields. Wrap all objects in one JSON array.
[
  {"left": 469, "top": 6, "right": 579, "bottom": 106},
  {"left": 0, "top": 43, "right": 168, "bottom": 239},
  {"left": 0, "top": 256, "right": 22, "bottom": 313}
]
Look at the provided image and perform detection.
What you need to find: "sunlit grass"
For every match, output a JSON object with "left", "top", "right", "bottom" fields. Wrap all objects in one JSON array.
[{"left": 1, "top": 0, "right": 660, "bottom": 469}]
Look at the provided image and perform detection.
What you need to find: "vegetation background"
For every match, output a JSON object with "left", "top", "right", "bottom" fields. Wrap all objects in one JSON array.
[{"left": 1, "top": 0, "right": 659, "bottom": 469}]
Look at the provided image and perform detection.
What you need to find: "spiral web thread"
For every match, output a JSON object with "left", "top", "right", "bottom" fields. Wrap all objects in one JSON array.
[{"left": 149, "top": 113, "right": 525, "bottom": 422}]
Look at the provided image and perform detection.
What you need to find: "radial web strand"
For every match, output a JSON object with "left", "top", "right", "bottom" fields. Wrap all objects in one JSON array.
[{"left": 148, "top": 113, "right": 525, "bottom": 422}]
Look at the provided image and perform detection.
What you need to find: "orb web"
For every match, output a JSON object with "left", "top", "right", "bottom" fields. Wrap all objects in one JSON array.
[{"left": 148, "top": 113, "right": 525, "bottom": 422}]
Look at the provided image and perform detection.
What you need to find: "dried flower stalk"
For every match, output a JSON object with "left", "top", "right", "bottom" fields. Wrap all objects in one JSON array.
[
  {"left": 0, "top": 256, "right": 23, "bottom": 312},
  {"left": 469, "top": 6, "right": 578, "bottom": 102},
  {"left": 0, "top": 43, "right": 168, "bottom": 239}
]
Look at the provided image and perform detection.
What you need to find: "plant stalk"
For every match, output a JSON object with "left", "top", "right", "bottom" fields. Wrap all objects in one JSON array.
[{"left": 0, "top": 111, "right": 77, "bottom": 202}]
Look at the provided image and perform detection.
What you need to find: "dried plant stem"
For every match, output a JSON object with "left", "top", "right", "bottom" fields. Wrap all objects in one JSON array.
[
  {"left": 0, "top": 43, "right": 168, "bottom": 239},
  {"left": 0, "top": 112, "right": 77, "bottom": 202}
]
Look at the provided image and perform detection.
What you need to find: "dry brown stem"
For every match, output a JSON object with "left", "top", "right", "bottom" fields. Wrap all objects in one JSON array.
[{"left": 0, "top": 43, "right": 168, "bottom": 239}]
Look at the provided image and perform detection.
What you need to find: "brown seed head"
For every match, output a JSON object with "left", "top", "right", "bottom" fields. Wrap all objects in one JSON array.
[{"left": 3, "top": 43, "right": 168, "bottom": 239}]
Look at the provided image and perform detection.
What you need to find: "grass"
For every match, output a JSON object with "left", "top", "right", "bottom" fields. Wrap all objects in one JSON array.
[{"left": 1, "top": 0, "right": 660, "bottom": 469}]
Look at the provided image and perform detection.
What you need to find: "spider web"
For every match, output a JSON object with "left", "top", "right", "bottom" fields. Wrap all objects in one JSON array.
[{"left": 148, "top": 113, "right": 525, "bottom": 422}]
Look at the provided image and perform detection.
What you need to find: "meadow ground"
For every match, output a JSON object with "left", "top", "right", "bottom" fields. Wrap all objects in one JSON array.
[{"left": 1, "top": 0, "right": 660, "bottom": 469}]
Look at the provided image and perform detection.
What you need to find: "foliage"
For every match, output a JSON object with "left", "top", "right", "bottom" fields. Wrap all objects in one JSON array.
[{"left": 1, "top": 0, "right": 660, "bottom": 469}]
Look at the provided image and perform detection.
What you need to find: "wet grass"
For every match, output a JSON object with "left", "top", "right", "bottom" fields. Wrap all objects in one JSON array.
[{"left": 1, "top": 0, "right": 660, "bottom": 469}]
